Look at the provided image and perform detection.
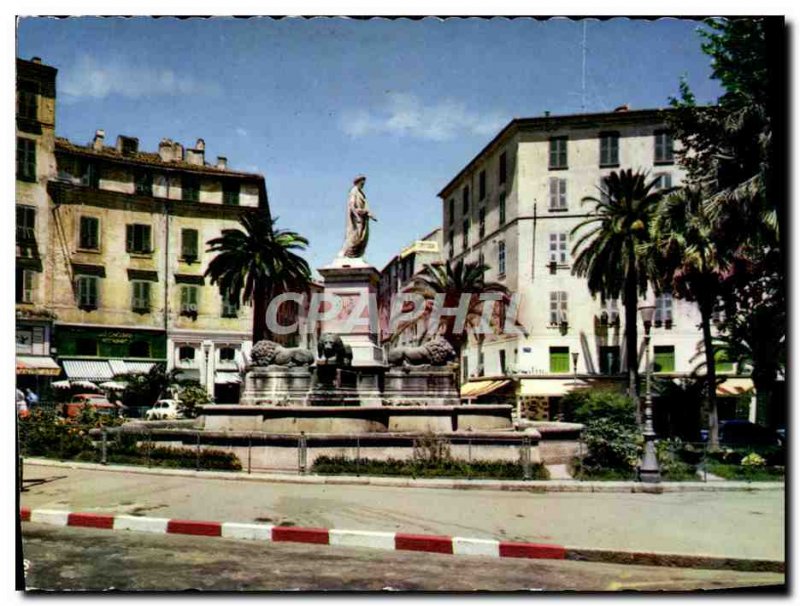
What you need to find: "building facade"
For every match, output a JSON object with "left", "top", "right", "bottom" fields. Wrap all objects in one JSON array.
[
  {"left": 15, "top": 57, "right": 61, "bottom": 390},
  {"left": 378, "top": 228, "right": 442, "bottom": 347},
  {"left": 47, "top": 131, "right": 269, "bottom": 402},
  {"left": 437, "top": 107, "right": 743, "bottom": 419}
]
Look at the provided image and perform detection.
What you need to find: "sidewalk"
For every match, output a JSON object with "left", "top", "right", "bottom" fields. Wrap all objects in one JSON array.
[{"left": 20, "top": 460, "right": 785, "bottom": 562}]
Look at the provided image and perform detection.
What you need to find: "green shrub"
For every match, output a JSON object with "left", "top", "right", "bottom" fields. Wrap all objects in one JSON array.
[
  {"left": 705, "top": 462, "right": 784, "bottom": 482},
  {"left": 573, "top": 390, "right": 641, "bottom": 478},
  {"left": 656, "top": 438, "right": 697, "bottom": 481},
  {"left": 177, "top": 384, "right": 213, "bottom": 418},
  {"left": 311, "top": 455, "right": 549, "bottom": 480}
]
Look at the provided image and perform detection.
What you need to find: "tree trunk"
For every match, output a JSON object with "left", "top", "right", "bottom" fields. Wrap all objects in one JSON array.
[
  {"left": 624, "top": 262, "right": 641, "bottom": 424},
  {"left": 252, "top": 279, "right": 268, "bottom": 344},
  {"left": 700, "top": 297, "right": 719, "bottom": 449}
]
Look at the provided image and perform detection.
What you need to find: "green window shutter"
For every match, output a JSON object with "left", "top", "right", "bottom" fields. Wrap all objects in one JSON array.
[
  {"left": 126, "top": 225, "right": 134, "bottom": 252},
  {"left": 653, "top": 346, "right": 675, "bottom": 373},
  {"left": 549, "top": 347, "right": 570, "bottom": 373},
  {"left": 143, "top": 226, "right": 152, "bottom": 253},
  {"left": 182, "top": 229, "right": 198, "bottom": 259},
  {"left": 715, "top": 349, "right": 733, "bottom": 372}
]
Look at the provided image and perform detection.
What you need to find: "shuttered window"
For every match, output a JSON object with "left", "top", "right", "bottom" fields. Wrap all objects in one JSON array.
[
  {"left": 499, "top": 192, "right": 506, "bottom": 225},
  {"left": 180, "top": 285, "right": 199, "bottom": 315},
  {"left": 16, "top": 206, "right": 36, "bottom": 241},
  {"left": 549, "top": 137, "right": 568, "bottom": 169},
  {"left": 550, "top": 291, "right": 568, "bottom": 325},
  {"left": 599, "top": 132, "right": 620, "bottom": 167},
  {"left": 76, "top": 275, "right": 99, "bottom": 309},
  {"left": 182, "top": 176, "right": 200, "bottom": 202},
  {"left": 498, "top": 240, "right": 506, "bottom": 276},
  {"left": 549, "top": 178, "right": 567, "bottom": 210},
  {"left": 653, "top": 346, "right": 675, "bottom": 372},
  {"left": 479, "top": 170, "right": 486, "bottom": 200},
  {"left": 131, "top": 281, "right": 151, "bottom": 312},
  {"left": 16, "top": 137, "right": 36, "bottom": 181},
  {"left": 126, "top": 224, "right": 152, "bottom": 254},
  {"left": 549, "top": 347, "right": 570, "bottom": 373},
  {"left": 549, "top": 233, "right": 568, "bottom": 264},
  {"left": 181, "top": 229, "right": 199, "bottom": 261},
  {"left": 654, "top": 130, "right": 674, "bottom": 164},
  {"left": 223, "top": 181, "right": 239, "bottom": 206},
  {"left": 79, "top": 217, "right": 99, "bottom": 250}
]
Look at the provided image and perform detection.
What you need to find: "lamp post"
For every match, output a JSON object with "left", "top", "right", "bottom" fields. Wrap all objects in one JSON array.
[{"left": 638, "top": 305, "right": 661, "bottom": 483}]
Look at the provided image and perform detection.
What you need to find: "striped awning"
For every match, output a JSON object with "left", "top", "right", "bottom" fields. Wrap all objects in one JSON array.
[
  {"left": 460, "top": 380, "right": 511, "bottom": 398},
  {"left": 519, "top": 378, "right": 589, "bottom": 397},
  {"left": 717, "top": 378, "right": 755, "bottom": 397},
  {"left": 215, "top": 372, "right": 242, "bottom": 385},
  {"left": 62, "top": 360, "right": 156, "bottom": 381},
  {"left": 15, "top": 356, "right": 61, "bottom": 376},
  {"left": 62, "top": 360, "right": 115, "bottom": 381}
]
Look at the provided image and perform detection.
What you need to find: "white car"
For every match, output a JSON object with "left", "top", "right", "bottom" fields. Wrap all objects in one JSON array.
[{"left": 144, "top": 399, "right": 183, "bottom": 420}]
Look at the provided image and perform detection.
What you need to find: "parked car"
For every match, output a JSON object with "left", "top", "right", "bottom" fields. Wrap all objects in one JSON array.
[
  {"left": 62, "top": 394, "right": 116, "bottom": 418},
  {"left": 700, "top": 420, "right": 782, "bottom": 447},
  {"left": 144, "top": 399, "right": 183, "bottom": 421}
]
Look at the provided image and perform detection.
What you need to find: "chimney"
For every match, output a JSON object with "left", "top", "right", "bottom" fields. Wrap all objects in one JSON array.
[
  {"left": 614, "top": 104, "right": 630, "bottom": 112},
  {"left": 174, "top": 142, "right": 184, "bottom": 162},
  {"left": 158, "top": 138, "right": 174, "bottom": 162},
  {"left": 93, "top": 129, "right": 106, "bottom": 151},
  {"left": 186, "top": 139, "right": 205, "bottom": 166},
  {"left": 216, "top": 156, "right": 227, "bottom": 170},
  {"left": 544, "top": 110, "right": 550, "bottom": 117},
  {"left": 31, "top": 56, "right": 42, "bottom": 64},
  {"left": 116, "top": 135, "right": 139, "bottom": 155}
]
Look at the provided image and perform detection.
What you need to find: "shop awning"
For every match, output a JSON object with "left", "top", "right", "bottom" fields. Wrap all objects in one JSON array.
[
  {"left": 62, "top": 360, "right": 156, "bottom": 381},
  {"left": 215, "top": 372, "right": 241, "bottom": 385},
  {"left": 460, "top": 380, "right": 511, "bottom": 398},
  {"left": 717, "top": 377, "right": 754, "bottom": 397},
  {"left": 15, "top": 356, "right": 61, "bottom": 376},
  {"left": 519, "top": 378, "right": 589, "bottom": 398},
  {"left": 62, "top": 360, "right": 115, "bottom": 381}
]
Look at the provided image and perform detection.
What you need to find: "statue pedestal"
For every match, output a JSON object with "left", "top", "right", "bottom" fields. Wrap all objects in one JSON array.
[
  {"left": 318, "top": 260, "right": 385, "bottom": 367},
  {"left": 239, "top": 365, "right": 313, "bottom": 407},
  {"left": 383, "top": 364, "right": 461, "bottom": 407}
]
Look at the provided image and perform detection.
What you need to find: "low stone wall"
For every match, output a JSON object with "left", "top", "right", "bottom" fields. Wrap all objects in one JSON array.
[
  {"left": 199, "top": 404, "right": 514, "bottom": 434},
  {"left": 117, "top": 427, "right": 540, "bottom": 473}
]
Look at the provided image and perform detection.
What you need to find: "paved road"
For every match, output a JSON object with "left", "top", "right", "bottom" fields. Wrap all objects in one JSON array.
[
  {"left": 20, "top": 524, "right": 784, "bottom": 592},
  {"left": 21, "top": 462, "right": 785, "bottom": 560}
]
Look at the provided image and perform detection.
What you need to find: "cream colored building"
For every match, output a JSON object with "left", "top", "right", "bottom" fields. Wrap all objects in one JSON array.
[
  {"left": 48, "top": 131, "right": 269, "bottom": 403},
  {"left": 15, "top": 57, "right": 61, "bottom": 388},
  {"left": 438, "top": 107, "right": 743, "bottom": 419}
]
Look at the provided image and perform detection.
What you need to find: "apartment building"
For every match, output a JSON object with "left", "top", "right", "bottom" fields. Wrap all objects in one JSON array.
[
  {"left": 377, "top": 228, "right": 442, "bottom": 347},
  {"left": 46, "top": 130, "right": 270, "bottom": 402},
  {"left": 438, "top": 107, "right": 745, "bottom": 419},
  {"left": 15, "top": 57, "right": 61, "bottom": 389}
]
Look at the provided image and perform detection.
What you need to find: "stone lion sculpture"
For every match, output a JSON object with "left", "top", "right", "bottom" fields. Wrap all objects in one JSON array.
[
  {"left": 387, "top": 336, "right": 457, "bottom": 367},
  {"left": 250, "top": 340, "right": 315, "bottom": 367},
  {"left": 317, "top": 333, "right": 353, "bottom": 367}
]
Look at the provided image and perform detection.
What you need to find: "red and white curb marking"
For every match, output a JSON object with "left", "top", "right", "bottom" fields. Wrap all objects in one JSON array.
[
  {"left": 20, "top": 506, "right": 564, "bottom": 560},
  {"left": 19, "top": 507, "right": 783, "bottom": 573}
]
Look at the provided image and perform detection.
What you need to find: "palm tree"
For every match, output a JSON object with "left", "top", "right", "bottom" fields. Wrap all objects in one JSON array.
[
  {"left": 398, "top": 259, "right": 515, "bottom": 367},
  {"left": 205, "top": 213, "right": 311, "bottom": 343},
  {"left": 646, "top": 185, "right": 730, "bottom": 447},
  {"left": 571, "top": 169, "right": 663, "bottom": 421}
]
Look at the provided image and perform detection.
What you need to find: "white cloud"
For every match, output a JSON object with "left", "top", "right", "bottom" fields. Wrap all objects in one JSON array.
[
  {"left": 60, "top": 55, "right": 221, "bottom": 100},
  {"left": 235, "top": 127, "right": 249, "bottom": 137},
  {"left": 339, "top": 93, "right": 508, "bottom": 141}
]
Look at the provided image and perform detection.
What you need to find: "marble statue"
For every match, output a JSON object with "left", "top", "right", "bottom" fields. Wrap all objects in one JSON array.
[
  {"left": 340, "top": 175, "right": 377, "bottom": 258},
  {"left": 250, "top": 340, "right": 315, "bottom": 367}
]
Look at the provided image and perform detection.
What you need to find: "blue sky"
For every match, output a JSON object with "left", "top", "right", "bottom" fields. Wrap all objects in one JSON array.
[{"left": 17, "top": 17, "right": 723, "bottom": 272}]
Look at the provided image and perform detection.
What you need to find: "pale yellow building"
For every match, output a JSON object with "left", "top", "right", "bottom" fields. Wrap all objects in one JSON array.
[
  {"left": 48, "top": 131, "right": 269, "bottom": 403},
  {"left": 16, "top": 57, "right": 61, "bottom": 389}
]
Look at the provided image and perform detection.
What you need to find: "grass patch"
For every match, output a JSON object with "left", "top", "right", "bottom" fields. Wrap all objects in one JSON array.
[
  {"left": 704, "top": 462, "right": 785, "bottom": 482},
  {"left": 311, "top": 455, "right": 549, "bottom": 480}
]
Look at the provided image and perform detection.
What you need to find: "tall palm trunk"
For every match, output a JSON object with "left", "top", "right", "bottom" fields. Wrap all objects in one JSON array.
[
  {"left": 624, "top": 252, "right": 641, "bottom": 425},
  {"left": 699, "top": 297, "right": 719, "bottom": 448},
  {"left": 252, "top": 277, "right": 268, "bottom": 344}
]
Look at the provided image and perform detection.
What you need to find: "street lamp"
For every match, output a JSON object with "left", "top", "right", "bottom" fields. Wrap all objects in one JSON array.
[{"left": 638, "top": 305, "right": 661, "bottom": 483}]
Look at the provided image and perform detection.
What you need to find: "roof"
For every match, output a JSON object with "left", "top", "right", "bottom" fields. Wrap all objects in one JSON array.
[
  {"left": 437, "top": 107, "right": 676, "bottom": 198},
  {"left": 54, "top": 137, "right": 263, "bottom": 180}
]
